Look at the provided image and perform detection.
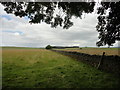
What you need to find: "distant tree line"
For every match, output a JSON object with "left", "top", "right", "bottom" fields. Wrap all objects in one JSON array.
[{"left": 45, "top": 45, "right": 79, "bottom": 49}]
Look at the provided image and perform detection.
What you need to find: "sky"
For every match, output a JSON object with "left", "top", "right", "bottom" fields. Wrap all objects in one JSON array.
[{"left": 0, "top": 3, "right": 119, "bottom": 48}]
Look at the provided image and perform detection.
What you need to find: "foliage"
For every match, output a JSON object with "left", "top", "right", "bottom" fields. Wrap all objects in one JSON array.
[
  {"left": 1, "top": 2, "right": 120, "bottom": 46},
  {"left": 46, "top": 45, "right": 52, "bottom": 49},
  {"left": 1, "top": 2, "right": 95, "bottom": 29},
  {"left": 96, "top": 2, "right": 120, "bottom": 47}
]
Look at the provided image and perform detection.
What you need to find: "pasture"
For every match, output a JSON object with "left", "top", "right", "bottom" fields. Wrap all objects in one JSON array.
[
  {"left": 2, "top": 47, "right": 120, "bottom": 88},
  {"left": 53, "top": 47, "right": 120, "bottom": 56}
]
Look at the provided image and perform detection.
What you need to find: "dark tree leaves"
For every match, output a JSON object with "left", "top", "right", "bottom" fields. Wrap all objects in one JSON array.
[
  {"left": 96, "top": 2, "right": 120, "bottom": 47},
  {"left": 1, "top": 2, "right": 95, "bottom": 29},
  {"left": 2, "top": 2, "right": 119, "bottom": 47}
]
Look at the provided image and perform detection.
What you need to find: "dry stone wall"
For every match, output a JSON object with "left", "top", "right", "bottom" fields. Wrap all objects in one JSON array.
[{"left": 52, "top": 50, "right": 120, "bottom": 75}]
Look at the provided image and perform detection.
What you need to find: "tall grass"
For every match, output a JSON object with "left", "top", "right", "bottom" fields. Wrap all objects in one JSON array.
[
  {"left": 2, "top": 48, "right": 119, "bottom": 88},
  {"left": 54, "top": 47, "right": 120, "bottom": 56}
]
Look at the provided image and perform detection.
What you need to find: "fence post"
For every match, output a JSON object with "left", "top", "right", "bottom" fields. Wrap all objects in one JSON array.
[{"left": 97, "top": 52, "right": 105, "bottom": 69}]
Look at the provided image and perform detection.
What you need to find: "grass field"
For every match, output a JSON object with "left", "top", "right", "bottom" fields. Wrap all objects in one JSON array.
[
  {"left": 2, "top": 47, "right": 120, "bottom": 88},
  {"left": 53, "top": 47, "right": 120, "bottom": 56}
]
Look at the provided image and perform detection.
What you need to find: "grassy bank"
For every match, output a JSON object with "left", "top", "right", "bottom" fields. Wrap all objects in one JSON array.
[
  {"left": 53, "top": 47, "right": 120, "bottom": 56},
  {"left": 2, "top": 48, "right": 119, "bottom": 88}
]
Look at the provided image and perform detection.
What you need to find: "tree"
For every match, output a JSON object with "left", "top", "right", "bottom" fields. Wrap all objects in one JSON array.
[
  {"left": 46, "top": 45, "right": 52, "bottom": 49},
  {"left": 1, "top": 1, "right": 120, "bottom": 47},
  {"left": 1, "top": 2, "right": 95, "bottom": 29},
  {"left": 96, "top": 2, "right": 120, "bottom": 47}
]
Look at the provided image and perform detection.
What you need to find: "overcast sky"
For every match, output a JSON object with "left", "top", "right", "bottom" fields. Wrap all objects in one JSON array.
[{"left": 0, "top": 3, "right": 119, "bottom": 48}]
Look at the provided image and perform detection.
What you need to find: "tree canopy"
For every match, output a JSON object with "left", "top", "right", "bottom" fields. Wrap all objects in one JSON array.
[
  {"left": 46, "top": 45, "right": 52, "bottom": 49},
  {"left": 96, "top": 2, "right": 120, "bottom": 47},
  {"left": 1, "top": 1, "right": 120, "bottom": 47},
  {"left": 1, "top": 2, "right": 95, "bottom": 29}
]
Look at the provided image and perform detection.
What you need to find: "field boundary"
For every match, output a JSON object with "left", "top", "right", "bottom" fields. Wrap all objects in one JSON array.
[{"left": 51, "top": 50, "right": 120, "bottom": 76}]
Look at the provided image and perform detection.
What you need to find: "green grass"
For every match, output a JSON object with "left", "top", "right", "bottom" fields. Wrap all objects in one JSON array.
[{"left": 2, "top": 48, "right": 119, "bottom": 88}]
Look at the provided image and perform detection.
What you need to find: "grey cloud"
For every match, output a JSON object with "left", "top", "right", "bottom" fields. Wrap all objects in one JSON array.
[{"left": 1, "top": 4, "right": 117, "bottom": 48}]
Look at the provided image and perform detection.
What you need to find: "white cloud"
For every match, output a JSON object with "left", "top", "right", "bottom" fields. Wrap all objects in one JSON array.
[
  {"left": 0, "top": 3, "right": 118, "bottom": 48},
  {"left": 14, "top": 32, "right": 20, "bottom": 36},
  {"left": 0, "top": 4, "right": 7, "bottom": 15}
]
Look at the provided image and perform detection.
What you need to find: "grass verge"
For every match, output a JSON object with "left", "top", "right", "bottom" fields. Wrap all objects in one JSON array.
[{"left": 2, "top": 48, "right": 119, "bottom": 88}]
